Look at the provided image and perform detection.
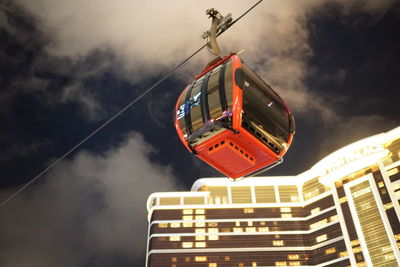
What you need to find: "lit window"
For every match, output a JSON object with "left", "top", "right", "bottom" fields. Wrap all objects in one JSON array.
[
  {"left": 224, "top": 256, "right": 230, "bottom": 261},
  {"left": 329, "top": 215, "right": 339, "bottom": 222},
  {"left": 275, "top": 261, "right": 287, "bottom": 266},
  {"left": 196, "top": 235, "right": 206, "bottom": 241},
  {"left": 311, "top": 207, "right": 320, "bottom": 215},
  {"left": 351, "top": 239, "right": 360, "bottom": 247},
  {"left": 394, "top": 183, "right": 400, "bottom": 190},
  {"left": 235, "top": 221, "right": 241, "bottom": 227},
  {"left": 208, "top": 228, "right": 219, "bottom": 233},
  {"left": 258, "top": 227, "right": 269, "bottom": 232},
  {"left": 195, "top": 242, "right": 206, "bottom": 248},
  {"left": 281, "top": 207, "right": 291, "bottom": 212},
  {"left": 325, "top": 247, "right": 336, "bottom": 254},
  {"left": 353, "top": 246, "right": 362, "bottom": 253},
  {"left": 184, "top": 197, "right": 204, "bottom": 205},
  {"left": 289, "top": 262, "right": 300, "bottom": 266},
  {"left": 247, "top": 221, "right": 253, "bottom": 226},
  {"left": 196, "top": 209, "right": 205, "bottom": 214},
  {"left": 196, "top": 228, "right": 206, "bottom": 234},
  {"left": 196, "top": 222, "right": 206, "bottom": 227},
  {"left": 352, "top": 187, "right": 371, "bottom": 198},
  {"left": 233, "top": 227, "right": 243, "bottom": 233},
  {"left": 395, "top": 234, "right": 400, "bottom": 240},
  {"left": 159, "top": 197, "right": 180, "bottom": 205},
  {"left": 221, "top": 228, "right": 230, "bottom": 232},
  {"left": 195, "top": 256, "right": 207, "bottom": 262},
  {"left": 385, "top": 254, "right": 395, "bottom": 260},
  {"left": 195, "top": 215, "right": 205, "bottom": 220},
  {"left": 309, "top": 219, "right": 328, "bottom": 230},
  {"left": 359, "top": 202, "right": 371, "bottom": 210},
  {"left": 339, "top": 251, "right": 348, "bottom": 257},
  {"left": 208, "top": 222, "right": 218, "bottom": 227},
  {"left": 170, "top": 222, "right": 180, "bottom": 228},
  {"left": 246, "top": 227, "right": 256, "bottom": 233},
  {"left": 260, "top": 221, "right": 266, "bottom": 226},
  {"left": 184, "top": 257, "right": 190, "bottom": 262},
  {"left": 183, "top": 222, "right": 193, "bottom": 227},
  {"left": 209, "top": 235, "right": 219, "bottom": 240},
  {"left": 209, "top": 263, "right": 217, "bottom": 267},
  {"left": 158, "top": 223, "right": 168, "bottom": 228},
  {"left": 339, "top": 197, "right": 347, "bottom": 203},
  {"left": 384, "top": 202, "right": 394, "bottom": 210},
  {"left": 378, "top": 181, "right": 385, "bottom": 188},
  {"left": 239, "top": 263, "right": 244, "bottom": 267},
  {"left": 387, "top": 167, "right": 399, "bottom": 176},
  {"left": 183, "top": 209, "right": 193, "bottom": 215},
  {"left": 231, "top": 186, "right": 252, "bottom": 204},
  {"left": 183, "top": 215, "right": 193, "bottom": 220},
  {"left": 288, "top": 254, "right": 299, "bottom": 260},
  {"left": 273, "top": 240, "right": 284, "bottom": 246},
  {"left": 316, "top": 234, "right": 327, "bottom": 243},
  {"left": 252, "top": 262, "right": 257, "bottom": 267},
  {"left": 357, "top": 262, "right": 367, "bottom": 267},
  {"left": 281, "top": 213, "right": 292, "bottom": 218},
  {"left": 169, "top": 236, "right": 180, "bottom": 241},
  {"left": 171, "top": 257, "right": 177, "bottom": 262},
  {"left": 244, "top": 208, "right": 254, "bottom": 213},
  {"left": 182, "top": 242, "right": 193, "bottom": 248}
]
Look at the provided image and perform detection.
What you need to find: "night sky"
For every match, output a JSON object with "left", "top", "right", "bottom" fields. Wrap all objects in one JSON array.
[{"left": 1, "top": 1, "right": 400, "bottom": 266}]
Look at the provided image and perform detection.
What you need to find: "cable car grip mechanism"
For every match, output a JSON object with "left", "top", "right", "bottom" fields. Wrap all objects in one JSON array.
[{"left": 202, "top": 8, "right": 232, "bottom": 56}]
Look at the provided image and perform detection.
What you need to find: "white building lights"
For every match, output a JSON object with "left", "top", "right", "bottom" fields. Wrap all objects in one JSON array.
[{"left": 146, "top": 126, "right": 400, "bottom": 267}]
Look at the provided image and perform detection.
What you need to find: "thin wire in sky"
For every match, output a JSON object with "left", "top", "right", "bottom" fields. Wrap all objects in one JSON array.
[{"left": 0, "top": 0, "right": 264, "bottom": 209}]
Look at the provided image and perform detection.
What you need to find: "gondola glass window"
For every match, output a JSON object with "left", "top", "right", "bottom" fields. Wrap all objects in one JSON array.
[
  {"left": 176, "top": 60, "right": 233, "bottom": 144},
  {"left": 241, "top": 63, "right": 290, "bottom": 151}
]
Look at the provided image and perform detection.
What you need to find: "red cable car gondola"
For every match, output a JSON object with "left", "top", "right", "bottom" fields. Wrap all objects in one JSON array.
[{"left": 174, "top": 54, "right": 295, "bottom": 179}]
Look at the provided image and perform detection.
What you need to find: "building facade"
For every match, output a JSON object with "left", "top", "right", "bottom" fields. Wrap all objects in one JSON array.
[{"left": 146, "top": 127, "right": 400, "bottom": 267}]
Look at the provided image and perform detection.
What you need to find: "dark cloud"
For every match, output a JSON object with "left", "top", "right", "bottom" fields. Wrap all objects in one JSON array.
[
  {"left": 0, "top": 133, "right": 178, "bottom": 267},
  {"left": 0, "top": 136, "right": 52, "bottom": 163},
  {"left": 0, "top": 2, "right": 131, "bottom": 122}
]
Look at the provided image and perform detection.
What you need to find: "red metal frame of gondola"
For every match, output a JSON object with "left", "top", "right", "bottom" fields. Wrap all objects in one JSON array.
[{"left": 175, "top": 54, "right": 294, "bottom": 179}]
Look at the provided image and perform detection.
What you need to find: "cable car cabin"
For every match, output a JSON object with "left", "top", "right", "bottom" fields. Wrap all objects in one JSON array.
[{"left": 174, "top": 54, "right": 295, "bottom": 179}]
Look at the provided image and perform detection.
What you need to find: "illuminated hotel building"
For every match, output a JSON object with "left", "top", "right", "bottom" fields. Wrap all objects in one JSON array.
[{"left": 146, "top": 126, "right": 400, "bottom": 267}]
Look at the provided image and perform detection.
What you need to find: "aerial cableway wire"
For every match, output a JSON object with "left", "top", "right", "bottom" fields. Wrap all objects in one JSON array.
[{"left": 0, "top": 0, "right": 264, "bottom": 209}]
